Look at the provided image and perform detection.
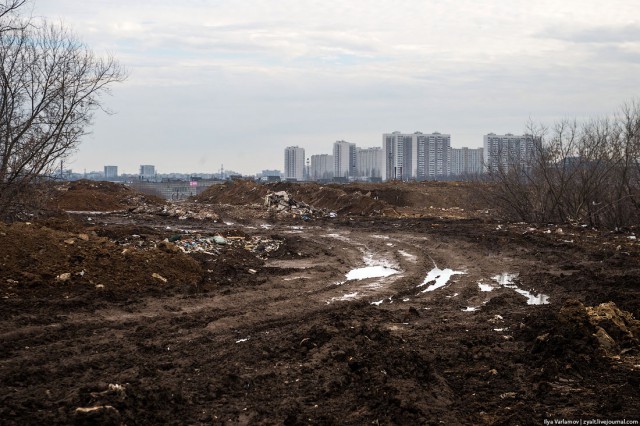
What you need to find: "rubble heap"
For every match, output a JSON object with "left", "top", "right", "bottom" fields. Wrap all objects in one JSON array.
[
  {"left": 264, "top": 191, "right": 335, "bottom": 219},
  {"left": 170, "top": 233, "right": 283, "bottom": 259},
  {"left": 129, "top": 202, "right": 220, "bottom": 221}
]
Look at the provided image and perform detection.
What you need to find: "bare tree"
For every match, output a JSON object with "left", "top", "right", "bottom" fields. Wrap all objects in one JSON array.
[{"left": 0, "top": 0, "right": 126, "bottom": 215}]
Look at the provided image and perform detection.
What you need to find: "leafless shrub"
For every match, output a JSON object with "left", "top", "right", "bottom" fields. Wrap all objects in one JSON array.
[{"left": 486, "top": 101, "right": 640, "bottom": 229}]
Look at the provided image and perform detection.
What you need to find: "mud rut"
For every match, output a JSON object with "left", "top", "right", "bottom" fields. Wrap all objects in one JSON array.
[
  {"left": 2, "top": 212, "right": 639, "bottom": 424},
  {"left": 65, "top": 218, "right": 538, "bottom": 338}
]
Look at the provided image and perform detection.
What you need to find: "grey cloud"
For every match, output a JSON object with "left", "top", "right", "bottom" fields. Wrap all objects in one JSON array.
[{"left": 538, "top": 24, "right": 640, "bottom": 44}]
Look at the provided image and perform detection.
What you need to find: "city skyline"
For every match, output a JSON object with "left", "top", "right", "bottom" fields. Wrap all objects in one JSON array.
[{"left": 34, "top": 0, "right": 640, "bottom": 175}]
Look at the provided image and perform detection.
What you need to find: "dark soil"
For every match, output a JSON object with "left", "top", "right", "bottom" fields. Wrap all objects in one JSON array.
[{"left": 1, "top": 181, "right": 639, "bottom": 425}]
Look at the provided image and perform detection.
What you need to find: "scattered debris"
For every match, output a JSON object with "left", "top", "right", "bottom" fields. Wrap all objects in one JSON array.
[
  {"left": 152, "top": 273, "right": 168, "bottom": 283},
  {"left": 55, "top": 273, "right": 72, "bottom": 282}
]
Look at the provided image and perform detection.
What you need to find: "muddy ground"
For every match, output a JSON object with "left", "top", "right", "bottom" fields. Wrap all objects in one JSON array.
[{"left": 1, "top": 180, "right": 640, "bottom": 425}]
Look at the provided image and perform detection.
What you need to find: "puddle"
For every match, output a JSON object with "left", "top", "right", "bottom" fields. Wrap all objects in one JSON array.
[
  {"left": 326, "top": 233, "right": 351, "bottom": 242},
  {"left": 493, "top": 273, "right": 550, "bottom": 305},
  {"left": 346, "top": 266, "right": 399, "bottom": 281},
  {"left": 329, "top": 292, "right": 360, "bottom": 303},
  {"left": 361, "top": 251, "right": 398, "bottom": 269},
  {"left": 418, "top": 268, "right": 465, "bottom": 292},
  {"left": 372, "top": 235, "right": 390, "bottom": 239},
  {"left": 260, "top": 224, "right": 272, "bottom": 229},
  {"left": 339, "top": 292, "right": 359, "bottom": 300},
  {"left": 462, "top": 307, "right": 478, "bottom": 312},
  {"left": 224, "top": 222, "right": 235, "bottom": 226},
  {"left": 235, "top": 338, "right": 249, "bottom": 343},
  {"left": 478, "top": 282, "right": 494, "bottom": 292},
  {"left": 371, "top": 296, "right": 394, "bottom": 306},
  {"left": 398, "top": 250, "right": 417, "bottom": 262}
]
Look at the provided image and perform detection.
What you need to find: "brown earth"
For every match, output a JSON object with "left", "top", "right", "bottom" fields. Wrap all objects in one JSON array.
[
  {"left": 45, "top": 180, "right": 165, "bottom": 212},
  {"left": 1, "top": 181, "right": 640, "bottom": 425},
  {"left": 194, "top": 179, "right": 494, "bottom": 219}
]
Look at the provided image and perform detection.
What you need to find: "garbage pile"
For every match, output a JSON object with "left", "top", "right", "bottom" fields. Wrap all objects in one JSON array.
[
  {"left": 168, "top": 233, "right": 282, "bottom": 259},
  {"left": 264, "top": 191, "right": 335, "bottom": 219},
  {"left": 130, "top": 203, "right": 220, "bottom": 221}
]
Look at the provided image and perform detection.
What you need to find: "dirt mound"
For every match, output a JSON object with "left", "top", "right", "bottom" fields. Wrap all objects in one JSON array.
[
  {"left": 195, "top": 180, "right": 494, "bottom": 218},
  {"left": 587, "top": 302, "right": 640, "bottom": 353},
  {"left": 275, "top": 183, "right": 388, "bottom": 216},
  {"left": 0, "top": 221, "right": 202, "bottom": 298},
  {"left": 46, "top": 180, "right": 164, "bottom": 212},
  {"left": 193, "top": 179, "right": 269, "bottom": 205},
  {"left": 521, "top": 300, "right": 640, "bottom": 380}
]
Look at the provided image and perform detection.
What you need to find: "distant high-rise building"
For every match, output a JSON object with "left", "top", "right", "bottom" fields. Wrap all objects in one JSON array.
[
  {"left": 451, "top": 147, "right": 484, "bottom": 176},
  {"left": 333, "top": 140, "right": 356, "bottom": 179},
  {"left": 483, "top": 133, "right": 536, "bottom": 173},
  {"left": 383, "top": 131, "right": 415, "bottom": 181},
  {"left": 383, "top": 132, "right": 451, "bottom": 181},
  {"left": 356, "top": 147, "right": 382, "bottom": 179},
  {"left": 310, "top": 154, "right": 334, "bottom": 181},
  {"left": 416, "top": 132, "right": 451, "bottom": 180},
  {"left": 284, "top": 146, "right": 305, "bottom": 181},
  {"left": 139, "top": 164, "right": 155, "bottom": 180},
  {"left": 104, "top": 165, "right": 118, "bottom": 179}
]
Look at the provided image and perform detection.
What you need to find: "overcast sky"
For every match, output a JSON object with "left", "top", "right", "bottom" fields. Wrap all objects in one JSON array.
[{"left": 34, "top": 0, "right": 640, "bottom": 175}]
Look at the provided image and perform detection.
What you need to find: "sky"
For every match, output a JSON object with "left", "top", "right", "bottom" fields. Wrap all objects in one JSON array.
[{"left": 31, "top": 0, "right": 640, "bottom": 175}]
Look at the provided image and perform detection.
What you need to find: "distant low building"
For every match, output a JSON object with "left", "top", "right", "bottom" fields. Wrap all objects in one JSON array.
[
  {"left": 104, "top": 165, "right": 118, "bottom": 179},
  {"left": 139, "top": 164, "right": 156, "bottom": 180}
]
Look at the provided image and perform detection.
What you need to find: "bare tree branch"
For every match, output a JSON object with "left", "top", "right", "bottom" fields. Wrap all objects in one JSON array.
[{"left": 0, "top": 2, "right": 126, "bottom": 216}]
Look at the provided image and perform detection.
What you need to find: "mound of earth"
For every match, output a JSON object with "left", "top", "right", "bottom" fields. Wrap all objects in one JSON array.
[
  {"left": 194, "top": 180, "right": 494, "bottom": 218},
  {"left": 0, "top": 221, "right": 203, "bottom": 301},
  {"left": 193, "top": 179, "right": 270, "bottom": 205},
  {"left": 46, "top": 180, "right": 165, "bottom": 212}
]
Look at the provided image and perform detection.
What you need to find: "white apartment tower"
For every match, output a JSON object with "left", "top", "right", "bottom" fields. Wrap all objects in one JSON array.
[
  {"left": 333, "top": 140, "right": 356, "bottom": 179},
  {"left": 451, "top": 147, "right": 484, "bottom": 176},
  {"left": 483, "top": 133, "right": 536, "bottom": 173},
  {"left": 383, "top": 132, "right": 415, "bottom": 181},
  {"left": 310, "top": 154, "right": 334, "bottom": 181},
  {"left": 284, "top": 146, "right": 306, "bottom": 181},
  {"left": 383, "top": 132, "right": 451, "bottom": 181},
  {"left": 417, "top": 132, "right": 451, "bottom": 180},
  {"left": 356, "top": 147, "right": 383, "bottom": 179}
]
